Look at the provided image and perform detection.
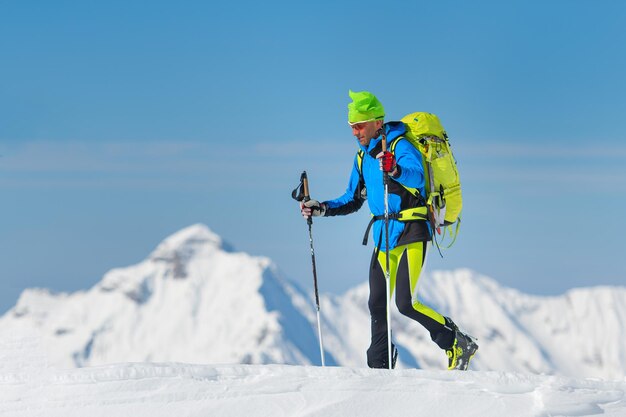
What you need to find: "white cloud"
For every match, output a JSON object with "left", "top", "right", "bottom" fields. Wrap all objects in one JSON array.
[
  {"left": 2, "top": 139, "right": 624, "bottom": 193},
  {"left": 456, "top": 140, "right": 626, "bottom": 159}
]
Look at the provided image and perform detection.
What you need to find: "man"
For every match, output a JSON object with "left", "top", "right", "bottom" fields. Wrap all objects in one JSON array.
[{"left": 300, "top": 90, "right": 478, "bottom": 370}]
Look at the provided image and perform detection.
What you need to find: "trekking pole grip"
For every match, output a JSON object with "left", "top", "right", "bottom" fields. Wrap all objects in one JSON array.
[
  {"left": 301, "top": 171, "right": 313, "bottom": 226},
  {"left": 302, "top": 172, "right": 310, "bottom": 202},
  {"left": 381, "top": 134, "right": 389, "bottom": 185}
]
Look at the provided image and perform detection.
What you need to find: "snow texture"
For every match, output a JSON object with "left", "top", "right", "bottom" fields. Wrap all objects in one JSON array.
[{"left": 0, "top": 336, "right": 624, "bottom": 417}]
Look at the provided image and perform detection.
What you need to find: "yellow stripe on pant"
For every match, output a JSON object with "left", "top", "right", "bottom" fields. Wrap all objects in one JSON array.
[{"left": 376, "top": 241, "right": 446, "bottom": 325}]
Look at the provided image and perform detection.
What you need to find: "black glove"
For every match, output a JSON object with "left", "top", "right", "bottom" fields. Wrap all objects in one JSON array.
[{"left": 300, "top": 199, "right": 326, "bottom": 218}]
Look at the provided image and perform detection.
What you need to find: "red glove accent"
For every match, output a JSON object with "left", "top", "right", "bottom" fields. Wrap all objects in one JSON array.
[{"left": 380, "top": 151, "right": 396, "bottom": 173}]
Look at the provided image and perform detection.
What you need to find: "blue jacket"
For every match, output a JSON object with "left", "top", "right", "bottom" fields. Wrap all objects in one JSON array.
[{"left": 324, "top": 122, "right": 430, "bottom": 251}]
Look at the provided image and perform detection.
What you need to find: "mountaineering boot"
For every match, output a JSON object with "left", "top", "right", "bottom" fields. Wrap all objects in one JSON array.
[
  {"left": 445, "top": 321, "right": 478, "bottom": 371},
  {"left": 367, "top": 318, "right": 399, "bottom": 369},
  {"left": 367, "top": 342, "right": 398, "bottom": 369}
]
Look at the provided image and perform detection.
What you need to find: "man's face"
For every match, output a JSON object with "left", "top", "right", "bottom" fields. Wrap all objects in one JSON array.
[{"left": 351, "top": 120, "right": 383, "bottom": 147}]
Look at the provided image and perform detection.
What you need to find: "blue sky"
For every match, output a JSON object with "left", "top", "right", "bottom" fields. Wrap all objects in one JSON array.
[{"left": 1, "top": 1, "right": 625, "bottom": 313}]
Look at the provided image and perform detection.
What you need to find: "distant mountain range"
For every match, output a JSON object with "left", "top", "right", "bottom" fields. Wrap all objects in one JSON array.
[{"left": 1, "top": 224, "right": 624, "bottom": 379}]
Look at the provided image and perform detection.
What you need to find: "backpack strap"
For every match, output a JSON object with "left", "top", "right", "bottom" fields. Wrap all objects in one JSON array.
[
  {"left": 389, "top": 137, "right": 425, "bottom": 206},
  {"left": 356, "top": 149, "right": 364, "bottom": 175},
  {"left": 389, "top": 137, "right": 401, "bottom": 153}
]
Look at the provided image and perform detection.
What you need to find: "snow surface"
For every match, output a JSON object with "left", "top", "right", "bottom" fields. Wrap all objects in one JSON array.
[
  {"left": 0, "top": 334, "right": 624, "bottom": 417},
  {"left": 2, "top": 224, "right": 626, "bottom": 416}
]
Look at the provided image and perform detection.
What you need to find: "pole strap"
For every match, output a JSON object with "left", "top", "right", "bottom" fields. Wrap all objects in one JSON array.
[{"left": 291, "top": 173, "right": 306, "bottom": 202}]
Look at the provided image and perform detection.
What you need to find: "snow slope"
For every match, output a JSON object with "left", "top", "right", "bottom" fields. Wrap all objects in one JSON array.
[
  {"left": 0, "top": 337, "right": 624, "bottom": 417},
  {"left": 1, "top": 224, "right": 625, "bottom": 380}
]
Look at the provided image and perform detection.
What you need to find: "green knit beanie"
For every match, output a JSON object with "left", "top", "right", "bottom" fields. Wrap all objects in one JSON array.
[{"left": 347, "top": 90, "right": 385, "bottom": 124}]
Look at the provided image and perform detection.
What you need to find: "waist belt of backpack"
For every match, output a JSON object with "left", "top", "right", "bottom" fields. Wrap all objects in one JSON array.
[{"left": 362, "top": 206, "right": 428, "bottom": 246}]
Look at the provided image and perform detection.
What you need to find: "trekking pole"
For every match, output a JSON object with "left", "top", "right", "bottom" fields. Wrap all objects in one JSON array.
[
  {"left": 292, "top": 171, "right": 326, "bottom": 366},
  {"left": 381, "top": 135, "right": 393, "bottom": 370}
]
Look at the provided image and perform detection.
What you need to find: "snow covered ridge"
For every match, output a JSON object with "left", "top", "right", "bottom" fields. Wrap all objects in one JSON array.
[
  {"left": 1, "top": 224, "right": 625, "bottom": 380},
  {"left": 1, "top": 360, "right": 625, "bottom": 417}
]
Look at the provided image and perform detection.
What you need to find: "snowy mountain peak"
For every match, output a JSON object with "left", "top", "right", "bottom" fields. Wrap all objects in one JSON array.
[
  {"left": 0, "top": 224, "right": 328, "bottom": 368},
  {"left": 96, "top": 224, "right": 236, "bottom": 302},
  {"left": 149, "top": 223, "right": 229, "bottom": 263}
]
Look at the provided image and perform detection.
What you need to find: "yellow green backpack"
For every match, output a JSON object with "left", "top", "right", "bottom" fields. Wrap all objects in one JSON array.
[
  {"left": 355, "top": 112, "right": 462, "bottom": 249},
  {"left": 399, "top": 112, "right": 462, "bottom": 247}
]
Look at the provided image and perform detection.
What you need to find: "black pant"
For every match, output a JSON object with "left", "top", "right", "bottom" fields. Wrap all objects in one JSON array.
[{"left": 367, "top": 241, "right": 455, "bottom": 368}]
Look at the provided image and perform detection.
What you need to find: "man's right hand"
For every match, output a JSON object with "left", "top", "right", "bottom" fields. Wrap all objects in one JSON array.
[{"left": 300, "top": 199, "right": 326, "bottom": 218}]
